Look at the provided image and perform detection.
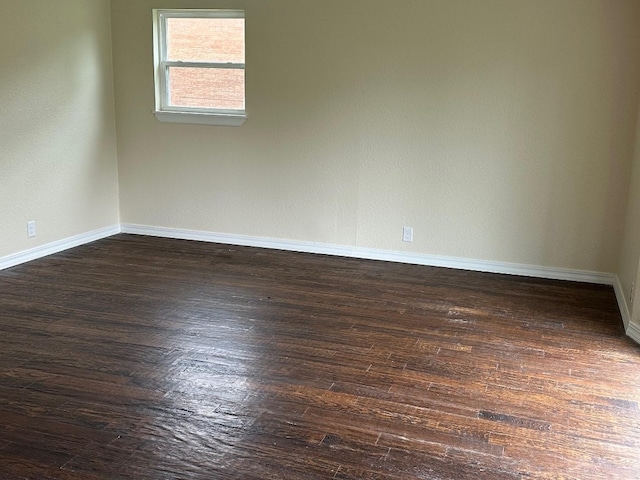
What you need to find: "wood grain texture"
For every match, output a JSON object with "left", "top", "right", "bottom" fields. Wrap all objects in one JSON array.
[{"left": 0, "top": 234, "right": 639, "bottom": 479}]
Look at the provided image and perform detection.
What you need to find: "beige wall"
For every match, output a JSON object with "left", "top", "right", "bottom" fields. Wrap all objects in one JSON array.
[
  {"left": 0, "top": 0, "right": 119, "bottom": 258},
  {"left": 619, "top": 100, "right": 640, "bottom": 325},
  {"left": 111, "top": 0, "right": 640, "bottom": 273}
]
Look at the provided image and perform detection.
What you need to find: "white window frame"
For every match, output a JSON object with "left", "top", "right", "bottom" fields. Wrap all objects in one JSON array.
[{"left": 152, "top": 9, "right": 247, "bottom": 126}]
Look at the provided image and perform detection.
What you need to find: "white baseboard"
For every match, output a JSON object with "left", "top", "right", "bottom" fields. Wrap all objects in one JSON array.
[
  {"left": 627, "top": 321, "right": 640, "bottom": 344},
  {"left": 3, "top": 222, "right": 636, "bottom": 344},
  {"left": 613, "top": 276, "right": 631, "bottom": 329},
  {"left": 120, "top": 224, "right": 616, "bottom": 285},
  {"left": 0, "top": 224, "right": 121, "bottom": 271}
]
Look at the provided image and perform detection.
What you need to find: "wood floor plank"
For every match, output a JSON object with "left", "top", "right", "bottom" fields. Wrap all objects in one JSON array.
[{"left": 1, "top": 234, "right": 639, "bottom": 479}]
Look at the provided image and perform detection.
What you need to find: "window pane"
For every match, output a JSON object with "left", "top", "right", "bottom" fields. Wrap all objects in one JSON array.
[
  {"left": 166, "top": 18, "right": 244, "bottom": 63},
  {"left": 168, "top": 67, "right": 245, "bottom": 110}
]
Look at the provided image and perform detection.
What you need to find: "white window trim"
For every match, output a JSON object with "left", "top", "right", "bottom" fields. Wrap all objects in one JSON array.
[{"left": 152, "top": 9, "right": 247, "bottom": 126}]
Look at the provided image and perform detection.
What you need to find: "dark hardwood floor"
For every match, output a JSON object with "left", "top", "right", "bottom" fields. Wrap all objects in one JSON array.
[{"left": 1, "top": 234, "right": 639, "bottom": 479}]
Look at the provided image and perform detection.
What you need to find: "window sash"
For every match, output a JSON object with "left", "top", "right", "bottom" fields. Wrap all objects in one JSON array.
[
  {"left": 162, "top": 61, "right": 245, "bottom": 70},
  {"left": 153, "top": 9, "right": 246, "bottom": 116}
]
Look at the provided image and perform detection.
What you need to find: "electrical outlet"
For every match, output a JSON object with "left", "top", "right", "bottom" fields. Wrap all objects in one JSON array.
[
  {"left": 27, "top": 221, "right": 36, "bottom": 238},
  {"left": 402, "top": 226, "right": 413, "bottom": 243}
]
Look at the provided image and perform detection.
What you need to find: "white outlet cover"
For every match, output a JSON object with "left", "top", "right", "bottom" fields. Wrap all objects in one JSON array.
[{"left": 27, "top": 221, "right": 36, "bottom": 238}]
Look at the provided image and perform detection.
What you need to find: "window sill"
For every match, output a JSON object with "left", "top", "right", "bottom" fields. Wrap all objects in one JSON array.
[{"left": 153, "top": 110, "right": 247, "bottom": 126}]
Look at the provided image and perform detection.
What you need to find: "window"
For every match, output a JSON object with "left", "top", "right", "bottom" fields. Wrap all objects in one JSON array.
[{"left": 152, "top": 9, "right": 246, "bottom": 126}]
